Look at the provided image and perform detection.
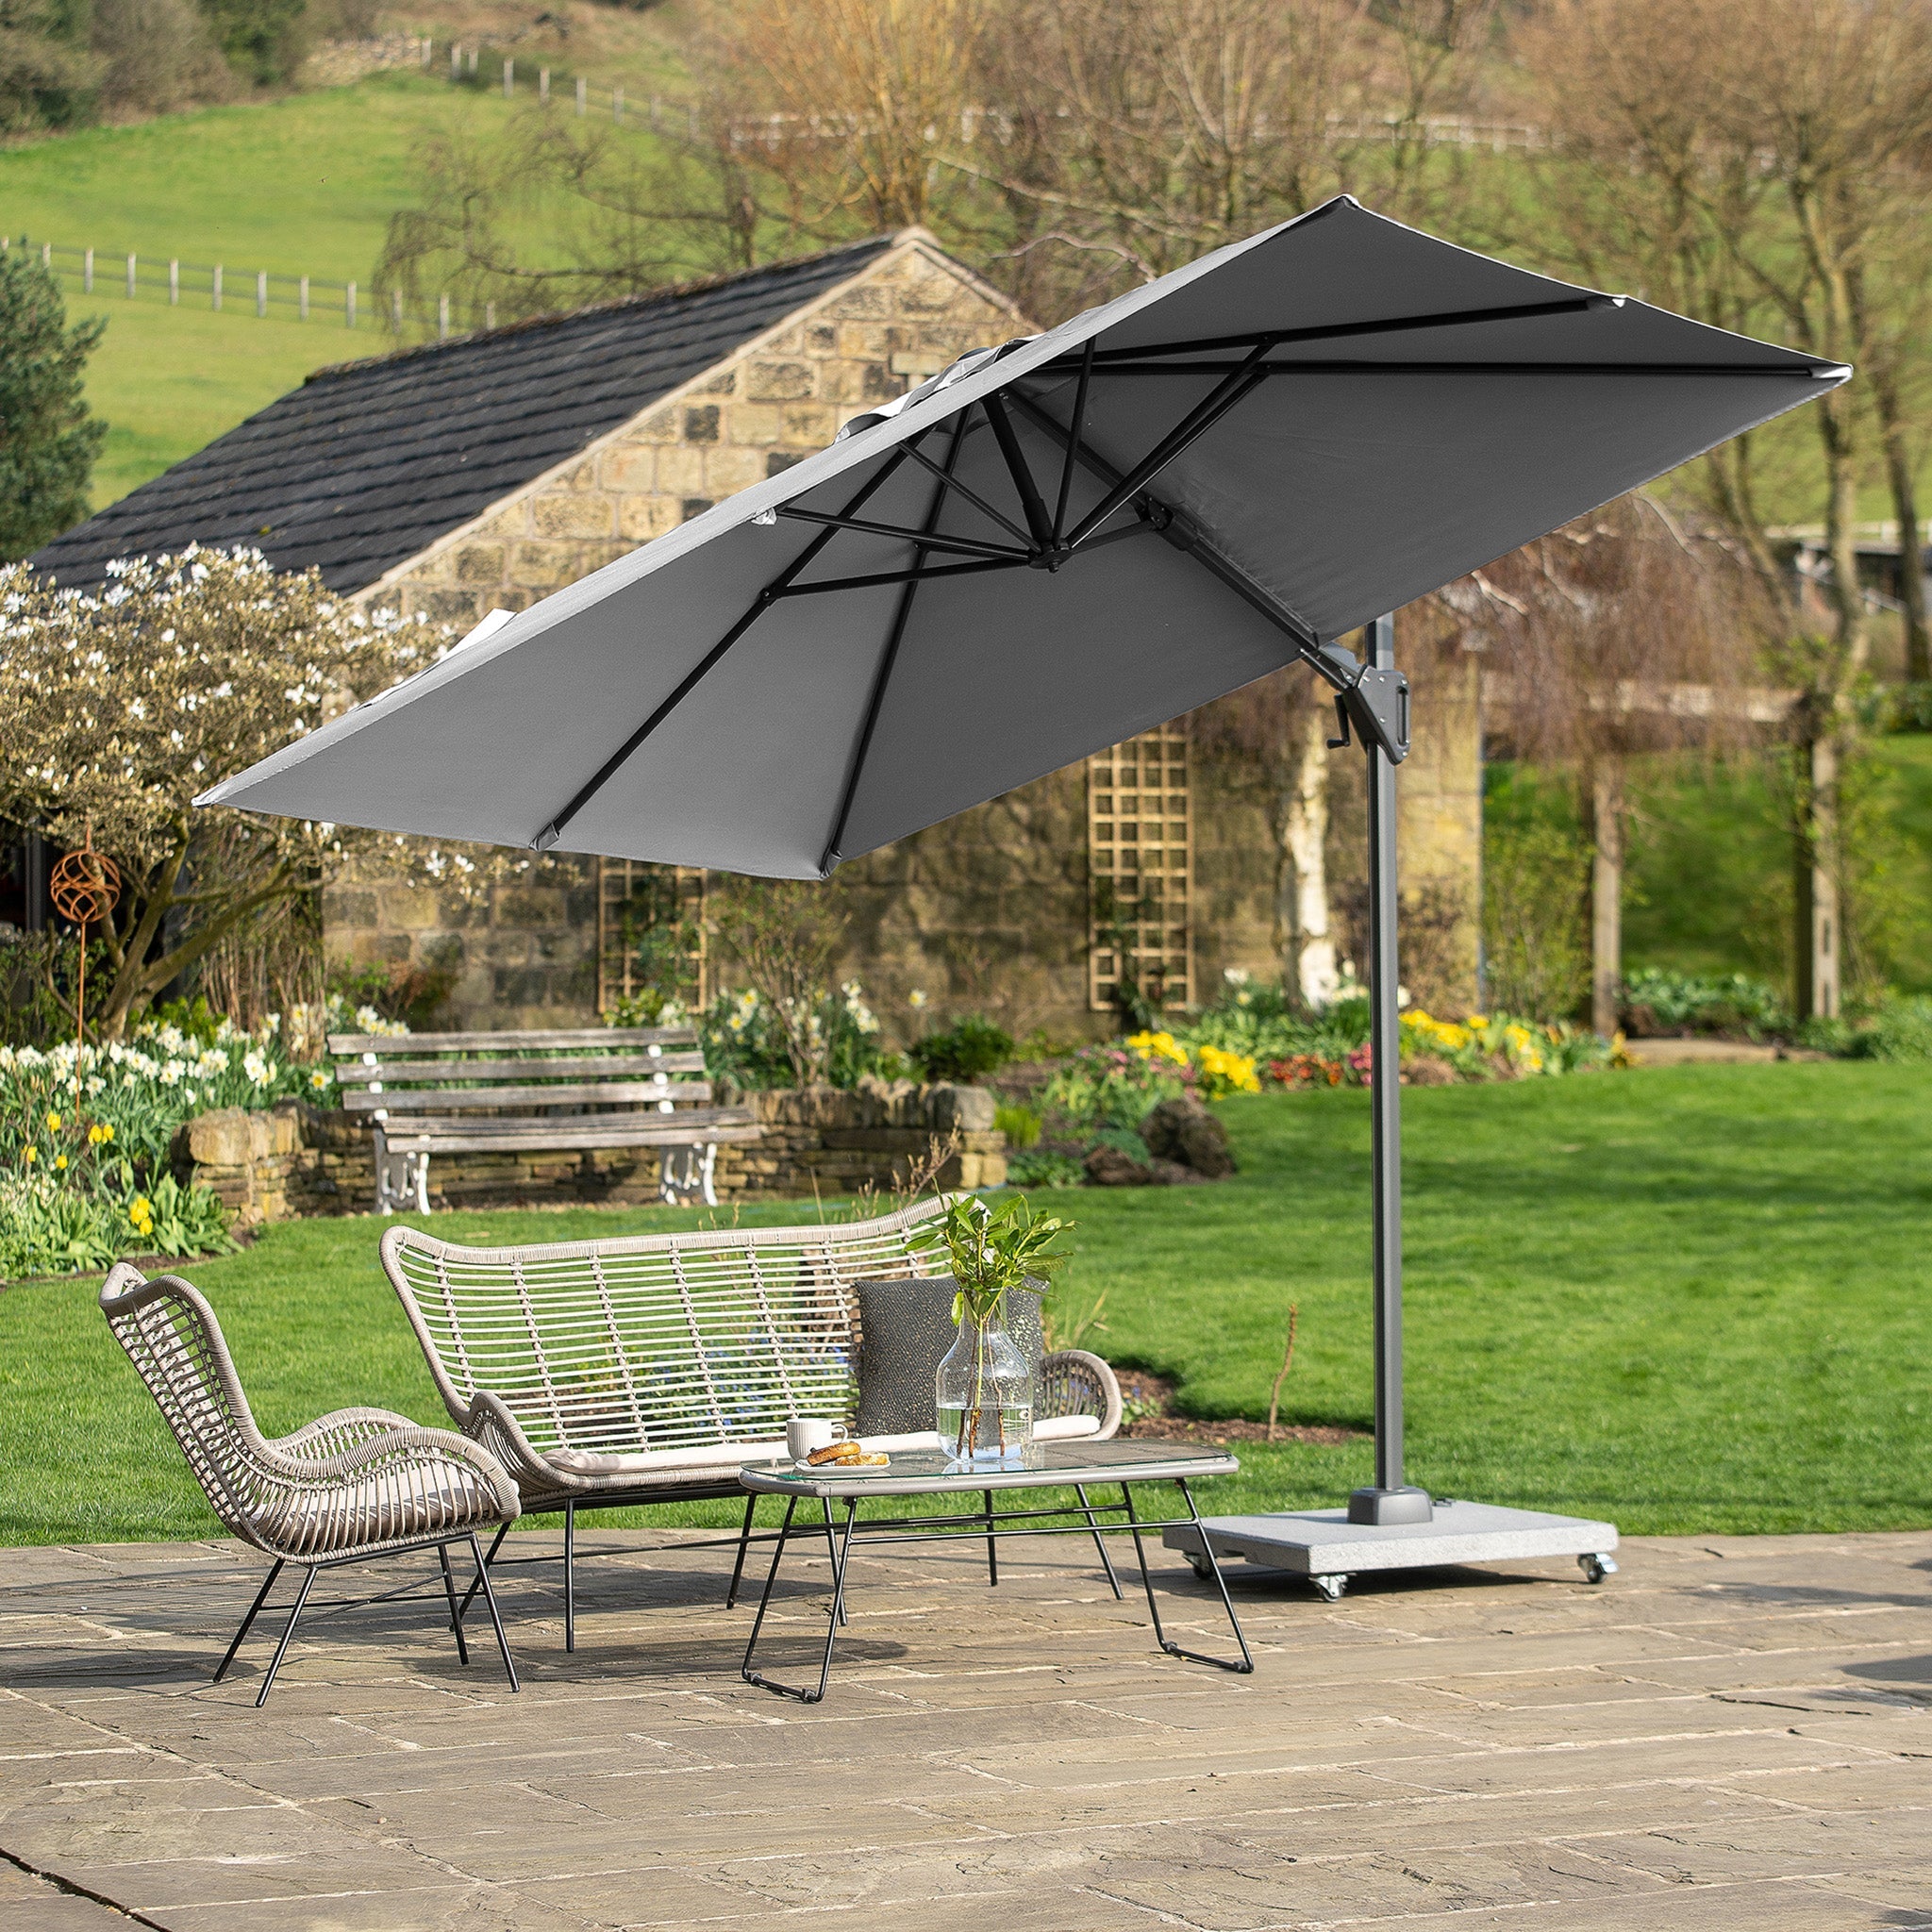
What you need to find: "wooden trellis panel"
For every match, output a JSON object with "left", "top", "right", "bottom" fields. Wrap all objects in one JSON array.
[
  {"left": 1087, "top": 724, "right": 1192, "bottom": 1013},
  {"left": 596, "top": 859, "right": 708, "bottom": 1013}
]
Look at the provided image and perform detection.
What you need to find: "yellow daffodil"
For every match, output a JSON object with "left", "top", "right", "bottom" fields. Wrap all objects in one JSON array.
[
  {"left": 1125, "top": 1030, "right": 1190, "bottom": 1069},
  {"left": 54, "top": 1154, "right": 67, "bottom": 1170},
  {"left": 1196, "top": 1044, "right": 1261, "bottom": 1094},
  {"left": 22, "top": 1146, "right": 35, "bottom": 1164},
  {"left": 44, "top": 1111, "right": 60, "bottom": 1131}
]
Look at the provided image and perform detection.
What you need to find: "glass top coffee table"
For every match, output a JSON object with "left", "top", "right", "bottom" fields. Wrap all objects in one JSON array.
[{"left": 736, "top": 1440, "right": 1253, "bottom": 1703}]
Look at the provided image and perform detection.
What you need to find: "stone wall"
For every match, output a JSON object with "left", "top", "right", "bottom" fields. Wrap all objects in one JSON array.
[
  {"left": 366, "top": 238, "right": 1020, "bottom": 632},
  {"left": 324, "top": 857, "right": 601, "bottom": 1035},
  {"left": 173, "top": 1086, "right": 1007, "bottom": 1224}
]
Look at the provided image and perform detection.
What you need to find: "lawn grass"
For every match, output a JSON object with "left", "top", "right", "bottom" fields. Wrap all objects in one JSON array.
[{"left": 5, "top": 1062, "right": 1926, "bottom": 1548}]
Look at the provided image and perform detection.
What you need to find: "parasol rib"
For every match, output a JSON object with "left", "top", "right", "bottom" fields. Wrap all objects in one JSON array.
[
  {"left": 534, "top": 448, "right": 913, "bottom": 851},
  {"left": 819, "top": 417, "right": 971, "bottom": 875}
]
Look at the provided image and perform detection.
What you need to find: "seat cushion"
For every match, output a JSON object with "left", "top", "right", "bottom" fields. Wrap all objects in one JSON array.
[
  {"left": 854, "top": 1278, "right": 1043, "bottom": 1438},
  {"left": 545, "top": 1438, "right": 787, "bottom": 1479}
]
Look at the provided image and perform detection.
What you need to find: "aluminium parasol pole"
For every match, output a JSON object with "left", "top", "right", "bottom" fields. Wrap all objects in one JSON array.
[{"left": 1350, "top": 612, "right": 1431, "bottom": 1526}]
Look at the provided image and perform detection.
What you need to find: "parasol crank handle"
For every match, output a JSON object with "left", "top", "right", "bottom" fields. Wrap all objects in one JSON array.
[{"left": 1308, "top": 641, "right": 1409, "bottom": 762}]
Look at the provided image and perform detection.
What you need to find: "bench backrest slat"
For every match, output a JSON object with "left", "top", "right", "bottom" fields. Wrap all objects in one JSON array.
[
  {"left": 335, "top": 1053, "right": 708, "bottom": 1086},
  {"left": 328, "top": 1026, "right": 699, "bottom": 1054},
  {"left": 381, "top": 1198, "right": 953, "bottom": 1454},
  {"left": 341, "top": 1080, "right": 713, "bottom": 1114}
]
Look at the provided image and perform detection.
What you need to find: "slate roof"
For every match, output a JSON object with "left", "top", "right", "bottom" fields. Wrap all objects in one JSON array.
[{"left": 34, "top": 238, "right": 896, "bottom": 595}]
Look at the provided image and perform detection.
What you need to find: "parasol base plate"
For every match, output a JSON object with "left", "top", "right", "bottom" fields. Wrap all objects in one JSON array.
[
  {"left": 1348, "top": 1483, "right": 1433, "bottom": 1524},
  {"left": 1167, "top": 1499, "right": 1620, "bottom": 1600}
]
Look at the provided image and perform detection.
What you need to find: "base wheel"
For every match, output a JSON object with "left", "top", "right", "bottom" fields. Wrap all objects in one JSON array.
[
  {"left": 1189, "top": 1554, "right": 1213, "bottom": 1581},
  {"left": 1311, "top": 1574, "right": 1347, "bottom": 1602},
  {"left": 1579, "top": 1553, "right": 1619, "bottom": 1585}
]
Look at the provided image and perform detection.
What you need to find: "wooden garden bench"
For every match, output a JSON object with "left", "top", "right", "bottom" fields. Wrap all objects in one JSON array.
[
  {"left": 327, "top": 1024, "right": 759, "bottom": 1213},
  {"left": 379, "top": 1195, "right": 1123, "bottom": 1650}
]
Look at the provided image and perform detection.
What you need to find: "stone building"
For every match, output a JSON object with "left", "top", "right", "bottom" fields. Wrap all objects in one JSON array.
[{"left": 39, "top": 232, "right": 1484, "bottom": 1039}]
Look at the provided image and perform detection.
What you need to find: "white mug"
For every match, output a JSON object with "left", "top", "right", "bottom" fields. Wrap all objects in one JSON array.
[{"left": 787, "top": 1417, "right": 849, "bottom": 1461}]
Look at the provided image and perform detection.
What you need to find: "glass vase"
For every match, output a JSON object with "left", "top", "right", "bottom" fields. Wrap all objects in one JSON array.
[{"left": 935, "top": 1309, "right": 1036, "bottom": 1471}]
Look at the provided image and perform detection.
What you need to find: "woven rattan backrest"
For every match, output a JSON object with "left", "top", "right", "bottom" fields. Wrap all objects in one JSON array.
[
  {"left": 383, "top": 1197, "right": 953, "bottom": 1453},
  {"left": 99, "top": 1265, "right": 269, "bottom": 1545}
]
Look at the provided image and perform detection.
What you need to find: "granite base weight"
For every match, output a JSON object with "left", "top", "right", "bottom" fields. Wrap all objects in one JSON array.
[{"left": 1163, "top": 1498, "right": 1619, "bottom": 1602}]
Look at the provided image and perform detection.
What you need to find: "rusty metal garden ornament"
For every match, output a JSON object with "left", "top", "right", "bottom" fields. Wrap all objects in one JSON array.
[{"left": 49, "top": 831, "right": 121, "bottom": 1077}]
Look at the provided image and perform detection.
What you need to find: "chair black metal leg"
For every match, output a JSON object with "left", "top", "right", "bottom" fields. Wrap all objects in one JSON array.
[
  {"left": 468, "top": 1534, "right": 520, "bottom": 1692},
  {"left": 254, "top": 1565, "right": 317, "bottom": 1707},
  {"left": 1176, "top": 1480, "right": 1254, "bottom": 1673},
  {"left": 983, "top": 1488, "right": 998, "bottom": 1587},
  {"left": 725, "top": 1491, "right": 758, "bottom": 1608},
  {"left": 458, "top": 1521, "right": 509, "bottom": 1624},
  {"left": 563, "top": 1501, "right": 576, "bottom": 1654},
  {"left": 437, "top": 1543, "right": 470, "bottom": 1665},
  {"left": 1074, "top": 1484, "right": 1124, "bottom": 1600},
  {"left": 213, "top": 1558, "right": 284, "bottom": 1685}
]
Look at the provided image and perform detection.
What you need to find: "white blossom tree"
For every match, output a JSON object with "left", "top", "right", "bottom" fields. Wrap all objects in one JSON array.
[{"left": 0, "top": 548, "right": 447, "bottom": 1039}]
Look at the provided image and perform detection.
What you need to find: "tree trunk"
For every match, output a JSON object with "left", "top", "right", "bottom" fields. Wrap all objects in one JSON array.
[
  {"left": 1874, "top": 366, "right": 1931, "bottom": 682},
  {"left": 1591, "top": 762, "right": 1624, "bottom": 1038},
  {"left": 1792, "top": 726, "right": 1840, "bottom": 1023},
  {"left": 1280, "top": 702, "right": 1336, "bottom": 1007}
]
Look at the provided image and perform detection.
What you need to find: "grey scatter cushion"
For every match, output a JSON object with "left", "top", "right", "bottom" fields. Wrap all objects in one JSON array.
[{"left": 853, "top": 1278, "right": 1043, "bottom": 1438}]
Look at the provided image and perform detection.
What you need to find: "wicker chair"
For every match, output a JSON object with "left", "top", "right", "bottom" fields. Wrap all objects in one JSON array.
[
  {"left": 100, "top": 1264, "right": 524, "bottom": 1706},
  {"left": 381, "top": 1195, "right": 1124, "bottom": 1649}
]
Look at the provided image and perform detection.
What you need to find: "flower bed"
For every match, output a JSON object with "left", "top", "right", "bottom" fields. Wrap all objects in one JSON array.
[
  {"left": 1007, "top": 981, "right": 1621, "bottom": 1188},
  {"left": 0, "top": 1008, "right": 355, "bottom": 1277}
]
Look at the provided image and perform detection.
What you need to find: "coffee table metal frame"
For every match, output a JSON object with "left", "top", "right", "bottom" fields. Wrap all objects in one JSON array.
[{"left": 737, "top": 1441, "right": 1254, "bottom": 1703}]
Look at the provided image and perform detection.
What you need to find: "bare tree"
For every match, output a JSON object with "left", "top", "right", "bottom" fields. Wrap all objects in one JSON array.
[
  {"left": 1521, "top": 0, "right": 1932, "bottom": 1019},
  {"left": 711, "top": 879, "right": 849, "bottom": 1086},
  {"left": 1443, "top": 496, "right": 1773, "bottom": 1034},
  {"left": 693, "top": 0, "right": 991, "bottom": 239},
  {"left": 373, "top": 104, "right": 766, "bottom": 335}
]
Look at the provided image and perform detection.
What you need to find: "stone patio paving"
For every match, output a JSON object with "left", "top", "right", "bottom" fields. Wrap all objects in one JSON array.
[{"left": 2, "top": 1524, "right": 1929, "bottom": 1930}]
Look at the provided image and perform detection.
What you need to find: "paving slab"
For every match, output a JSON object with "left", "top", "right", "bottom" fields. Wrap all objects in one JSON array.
[{"left": 2, "top": 1527, "right": 1929, "bottom": 1929}]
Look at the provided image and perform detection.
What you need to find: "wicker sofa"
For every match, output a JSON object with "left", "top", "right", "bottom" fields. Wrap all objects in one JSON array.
[{"left": 379, "top": 1196, "right": 1123, "bottom": 1649}]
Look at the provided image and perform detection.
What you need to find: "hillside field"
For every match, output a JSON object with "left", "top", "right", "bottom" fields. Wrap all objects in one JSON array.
[{"left": 0, "top": 71, "right": 688, "bottom": 507}]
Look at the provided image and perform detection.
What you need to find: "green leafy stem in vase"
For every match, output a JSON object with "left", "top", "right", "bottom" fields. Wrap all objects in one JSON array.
[{"left": 910, "top": 1194, "right": 1078, "bottom": 1461}]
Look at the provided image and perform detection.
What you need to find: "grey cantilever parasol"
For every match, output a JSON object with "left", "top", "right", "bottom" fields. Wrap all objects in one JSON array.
[{"left": 205, "top": 194, "right": 1844, "bottom": 1529}]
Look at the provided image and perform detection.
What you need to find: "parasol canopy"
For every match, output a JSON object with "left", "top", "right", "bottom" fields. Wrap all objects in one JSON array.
[{"left": 201, "top": 195, "right": 1844, "bottom": 879}]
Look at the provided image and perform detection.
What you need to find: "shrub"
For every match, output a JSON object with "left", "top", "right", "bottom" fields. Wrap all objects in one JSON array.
[
  {"left": 908, "top": 1015, "right": 1015, "bottom": 1084},
  {"left": 1482, "top": 817, "right": 1591, "bottom": 1023},
  {"left": 1007, "top": 1148, "right": 1085, "bottom": 1190},
  {"left": 1041, "top": 1044, "right": 1189, "bottom": 1129},
  {"left": 1800, "top": 993, "right": 1932, "bottom": 1061},
  {"left": 1621, "top": 967, "right": 1790, "bottom": 1038},
  {"left": 994, "top": 1103, "right": 1041, "bottom": 1149},
  {"left": 661, "top": 980, "right": 905, "bottom": 1091}
]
